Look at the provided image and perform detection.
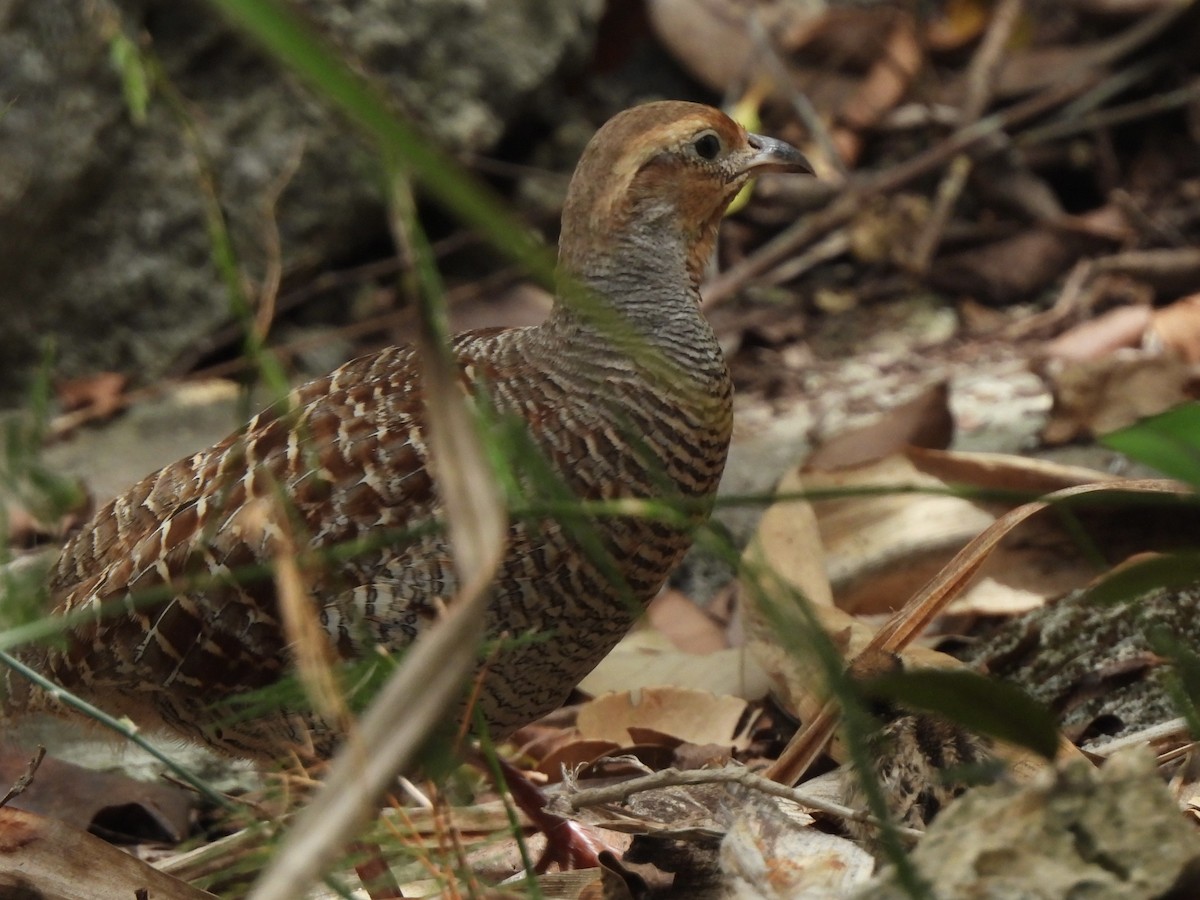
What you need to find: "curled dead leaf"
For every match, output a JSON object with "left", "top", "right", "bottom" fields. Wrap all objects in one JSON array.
[
  {"left": 576, "top": 688, "right": 749, "bottom": 748},
  {"left": 1044, "top": 303, "right": 1152, "bottom": 362},
  {"left": 1041, "top": 351, "right": 1200, "bottom": 444},
  {"left": 1149, "top": 293, "right": 1200, "bottom": 363}
]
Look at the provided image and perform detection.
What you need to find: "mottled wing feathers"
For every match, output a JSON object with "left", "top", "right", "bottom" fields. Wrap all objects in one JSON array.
[{"left": 41, "top": 344, "right": 448, "bottom": 696}]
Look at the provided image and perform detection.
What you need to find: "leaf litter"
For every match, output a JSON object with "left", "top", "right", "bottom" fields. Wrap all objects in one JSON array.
[{"left": 9, "top": 0, "right": 1200, "bottom": 896}]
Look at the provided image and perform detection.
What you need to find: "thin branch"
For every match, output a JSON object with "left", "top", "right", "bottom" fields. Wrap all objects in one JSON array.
[
  {"left": 254, "top": 137, "right": 308, "bottom": 341},
  {"left": 0, "top": 745, "right": 45, "bottom": 809},
  {"left": 1020, "top": 76, "right": 1200, "bottom": 147},
  {"left": 911, "top": 0, "right": 1024, "bottom": 272}
]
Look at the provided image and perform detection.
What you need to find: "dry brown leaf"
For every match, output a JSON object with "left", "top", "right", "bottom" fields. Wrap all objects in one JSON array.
[
  {"left": 4, "top": 489, "right": 92, "bottom": 548},
  {"left": 1149, "top": 293, "right": 1200, "bottom": 363},
  {"left": 579, "top": 629, "right": 771, "bottom": 701},
  {"left": 764, "top": 479, "right": 1182, "bottom": 784},
  {"left": 808, "top": 450, "right": 1138, "bottom": 616},
  {"left": 958, "top": 296, "right": 1011, "bottom": 334},
  {"left": 745, "top": 575, "right": 968, "bottom": 746},
  {"left": 933, "top": 226, "right": 1080, "bottom": 303},
  {"left": 0, "top": 807, "right": 214, "bottom": 899},
  {"left": 0, "top": 743, "right": 194, "bottom": 843},
  {"left": 1041, "top": 351, "right": 1200, "bottom": 444},
  {"left": 749, "top": 446, "right": 1132, "bottom": 638},
  {"left": 743, "top": 465, "right": 832, "bottom": 608},
  {"left": 746, "top": 462, "right": 1151, "bottom": 783},
  {"left": 1044, "top": 303, "right": 1152, "bottom": 362},
  {"left": 805, "top": 454, "right": 996, "bottom": 614},
  {"left": 3, "top": 502, "right": 42, "bottom": 547},
  {"left": 54, "top": 371, "right": 128, "bottom": 417},
  {"left": 672, "top": 742, "right": 736, "bottom": 771},
  {"left": 593, "top": 853, "right": 649, "bottom": 900},
  {"left": 647, "top": 589, "right": 728, "bottom": 654},
  {"left": 804, "top": 381, "right": 953, "bottom": 472},
  {"left": 905, "top": 446, "right": 1124, "bottom": 494},
  {"left": 645, "top": 0, "right": 826, "bottom": 94},
  {"left": 576, "top": 688, "right": 748, "bottom": 748}
]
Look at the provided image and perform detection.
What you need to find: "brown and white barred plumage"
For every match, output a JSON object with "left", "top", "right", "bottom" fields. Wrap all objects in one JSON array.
[{"left": 9, "top": 102, "right": 810, "bottom": 758}]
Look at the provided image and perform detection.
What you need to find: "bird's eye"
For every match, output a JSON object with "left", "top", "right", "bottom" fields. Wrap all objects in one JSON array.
[{"left": 691, "top": 131, "right": 722, "bottom": 161}]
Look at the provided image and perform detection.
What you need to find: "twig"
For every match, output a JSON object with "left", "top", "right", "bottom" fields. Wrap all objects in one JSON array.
[
  {"left": 909, "top": 154, "right": 974, "bottom": 273},
  {"left": 910, "top": 0, "right": 1025, "bottom": 273},
  {"left": 556, "top": 762, "right": 924, "bottom": 841},
  {"left": 156, "top": 818, "right": 286, "bottom": 884},
  {"left": 254, "top": 137, "right": 308, "bottom": 341},
  {"left": 1056, "top": 1, "right": 1195, "bottom": 76},
  {"left": 1020, "top": 76, "right": 1200, "bottom": 147},
  {"left": 1111, "top": 189, "right": 1191, "bottom": 247},
  {"left": 758, "top": 230, "right": 851, "bottom": 290},
  {"left": 1056, "top": 53, "right": 1169, "bottom": 122},
  {"left": 964, "top": 0, "right": 1027, "bottom": 122},
  {"left": 1009, "top": 245, "right": 1200, "bottom": 342},
  {"left": 1084, "top": 717, "right": 1190, "bottom": 762},
  {"left": 1094, "top": 246, "right": 1200, "bottom": 280},
  {"left": 1002, "top": 259, "right": 1096, "bottom": 340},
  {"left": 0, "top": 745, "right": 45, "bottom": 809}
]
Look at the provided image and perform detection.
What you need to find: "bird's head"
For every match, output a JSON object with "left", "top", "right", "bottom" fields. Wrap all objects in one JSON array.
[{"left": 559, "top": 101, "right": 812, "bottom": 286}]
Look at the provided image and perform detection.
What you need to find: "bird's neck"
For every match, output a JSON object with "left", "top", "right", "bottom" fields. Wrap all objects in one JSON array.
[{"left": 546, "top": 231, "right": 726, "bottom": 386}]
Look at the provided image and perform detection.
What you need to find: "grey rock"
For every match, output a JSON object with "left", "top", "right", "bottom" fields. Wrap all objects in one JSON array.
[{"left": 0, "top": 0, "right": 601, "bottom": 402}]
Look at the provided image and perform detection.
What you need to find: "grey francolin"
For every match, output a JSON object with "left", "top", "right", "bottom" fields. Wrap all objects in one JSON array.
[{"left": 7, "top": 101, "right": 811, "bottom": 758}]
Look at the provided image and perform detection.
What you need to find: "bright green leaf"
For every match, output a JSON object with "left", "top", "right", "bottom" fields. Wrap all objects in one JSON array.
[{"left": 1101, "top": 403, "right": 1200, "bottom": 488}]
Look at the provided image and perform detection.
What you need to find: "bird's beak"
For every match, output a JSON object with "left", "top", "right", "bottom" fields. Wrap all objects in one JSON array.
[{"left": 745, "top": 132, "right": 814, "bottom": 175}]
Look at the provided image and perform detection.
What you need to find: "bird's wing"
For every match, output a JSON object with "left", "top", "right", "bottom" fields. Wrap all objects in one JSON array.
[{"left": 40, "top": 346, "right": 446, "bottom": 683}]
